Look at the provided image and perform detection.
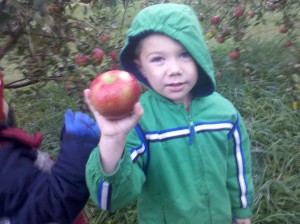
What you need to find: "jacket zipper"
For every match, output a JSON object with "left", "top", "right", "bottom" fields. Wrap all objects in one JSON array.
[{"left": 188, "top": 114, "right": 195, "bottom": 145}]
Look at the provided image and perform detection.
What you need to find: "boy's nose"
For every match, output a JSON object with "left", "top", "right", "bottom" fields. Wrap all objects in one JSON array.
[{"left": 167, "top": 59, "right": 182, "bottom": 76}]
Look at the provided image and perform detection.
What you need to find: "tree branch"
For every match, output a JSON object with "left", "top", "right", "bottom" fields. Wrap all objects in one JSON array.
[{"left": 0, "top": 25, "right": 24, "bottom": 60}]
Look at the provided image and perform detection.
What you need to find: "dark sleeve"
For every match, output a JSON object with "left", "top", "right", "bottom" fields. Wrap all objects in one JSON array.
[
  {"left": 1, "top": 125, "right": 99, "bottom": 224},
  {"left": 11, "top": 126, "right": 97, "bottom": 224},
  {"left": 1, "top": 110, "right": 99, "bottom": 224}
]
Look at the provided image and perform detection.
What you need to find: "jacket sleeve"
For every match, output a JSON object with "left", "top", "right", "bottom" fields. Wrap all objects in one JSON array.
[
  {"left": 227, "top": 111, "right": 254, "bottom": 219},
  {"left": 86, "top": 126, "right": 147, "bottom": 211},
  {"left": 6, "top": 110, "right": 99, "bottom": 224}
]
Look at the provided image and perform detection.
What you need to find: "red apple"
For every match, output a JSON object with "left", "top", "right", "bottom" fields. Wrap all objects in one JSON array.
[
  {"left": 99, "top": 34, "right": 110, "bottom": 42},
  {"left": 90, "top": 48, "right": 105, "bottom": 65},
  {"left": 234, "top": 6, "right": 244, "bottom": 17},
  {"left": 110, "top": 64, "right": 119, "bottom": 70},
  {"left": 229, "top": 51, "right": 240, "bottom": 60},
  {"left": 216, "top": 36, "right": 225, "bottom": 44},
  {"left": 247, "top": 11, "right": 255, "bottom": 18},
  {"left": 89, "top": 70, "right": 141, "bottom": 119},
  {"left": 110, "top": 50, "right": 118, "bottom": 62},
  {"left": 74, "top": 55, "right": 91, "bottom": 67},
  {"left": 284, "top": 40, "right": 292, "bottom": 48},
  {"left": 210, "top": 16, "right": 221, "bottom": 25},
  {"left": 279, "top": 25, "right": 288, "bottom": 34}
]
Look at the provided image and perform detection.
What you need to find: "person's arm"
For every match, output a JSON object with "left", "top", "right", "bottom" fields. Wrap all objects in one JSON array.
[
  {"left": 84, "top": 89, "right": 143, "bottom": 173},
  {"left": 4, "top": 110, "right": 99, "bottom": 224},
  {"left": 47, "top": 109, "right": 100, "bottom": 220},
  {"left": 227, "top": 111, "right": 254, "bottom": 221},
  {"left": 84, "top": 89, "right": 146, "bottom": 211}
]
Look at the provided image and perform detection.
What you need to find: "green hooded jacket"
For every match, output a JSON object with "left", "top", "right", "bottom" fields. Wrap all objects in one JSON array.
[{"left": 86, "top": 3, "right": 254, "bottom": 224}]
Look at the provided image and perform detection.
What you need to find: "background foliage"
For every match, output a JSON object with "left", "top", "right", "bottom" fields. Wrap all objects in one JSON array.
[{"left": 0, "top": 0, "right": 299, "bottom": 223}]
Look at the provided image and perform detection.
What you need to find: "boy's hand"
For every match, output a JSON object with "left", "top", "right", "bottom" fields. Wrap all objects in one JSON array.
[
  {"left": 235, "top": 218, "right": 251, "bottom": 224},
  {"left": 84, "top": 88, "right": 143, "bottom": 173},
  {"left": 84, "top": 88, "right": 143, "bottom": 139}
]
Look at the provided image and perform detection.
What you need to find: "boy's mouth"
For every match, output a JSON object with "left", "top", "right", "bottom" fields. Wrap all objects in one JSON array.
[
  {"left": 167, "top": 82, "right": 184, "bottom": 86},
  {"left": 166, "top": 82, "right": 185, "bottom": 91}
]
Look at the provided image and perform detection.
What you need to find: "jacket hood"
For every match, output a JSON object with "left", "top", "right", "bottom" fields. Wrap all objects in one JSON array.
[{"left": 120, "top": 3, "right": 216, "bottom": 97}]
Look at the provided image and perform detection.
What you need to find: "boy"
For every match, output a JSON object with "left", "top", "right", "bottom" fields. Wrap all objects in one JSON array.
[
  {"left": 0, "top": 74, "right": 100, "bottom": 223},
  {"left": 84, "top": 3, "right": 254, "bottom": 224}
]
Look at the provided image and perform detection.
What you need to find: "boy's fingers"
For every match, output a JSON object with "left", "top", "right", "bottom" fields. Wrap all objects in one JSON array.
[
  {"left": 84, "top": 89, "right": 96, "bottom": 113},
  {"left": 132, "top": 102, "right": 144, "bottom": 123}
]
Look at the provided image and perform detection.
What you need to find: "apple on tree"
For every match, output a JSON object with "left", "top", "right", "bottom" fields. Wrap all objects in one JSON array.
[
  {"left": 210, "top": 16, "right": 221, "bottom": 25},
  {"left": 99, "top": 34, "right": 111, "bottom": 42},
  {"left": 247, "top": 10, "right": 255, "bottom": 18},
  {"left": 279, "top": 25, "right": 288, "bottom": 34},
  {"left": 89, "top": 70, "right": 141, "bottom": 119},
  {"left": 109, "top": 50, "right": 118, "bottom": 63},
  {"left": 216, "top": 36, "right": 225, "bottom": 44},
  {"left": 90, "top": 48, "right": 105, "bottom": 65},
  {"left": 74, "top": 55, "right": 91, "bottom": 67},
  {"left": 233, "top": 6, "right": 244, "bottom": 17},
  {"left": 284, "top": 40, "right": 292, "bottom": 48},
  {"left": 229, "top": 50, "right": 240, "bottom": 60},
  {"left": 110, "top": 64, "right": 119, "bottom": 70}
]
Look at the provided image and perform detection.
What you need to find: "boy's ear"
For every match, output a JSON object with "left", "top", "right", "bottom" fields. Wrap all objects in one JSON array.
[{"left": 133, "top": 59, "right": 146, "bottom": 78}]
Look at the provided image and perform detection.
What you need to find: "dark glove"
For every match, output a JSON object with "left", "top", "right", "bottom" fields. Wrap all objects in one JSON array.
[
  {"left": 51, "top": 109, "right": 100, "bottom": 197},
  {"left": 63, "top": 109, "right": 100, "bottom": 141},
  {"left": 54, "top": 109, "right": 100, "bottom": 174},
  {"left": 14, "top": 110, "right": 100, "bottom": 224}
]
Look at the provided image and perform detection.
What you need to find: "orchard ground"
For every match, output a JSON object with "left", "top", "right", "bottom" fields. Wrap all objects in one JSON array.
[{"left": 2, "top": 1, "right": 300, "bottom": 224}]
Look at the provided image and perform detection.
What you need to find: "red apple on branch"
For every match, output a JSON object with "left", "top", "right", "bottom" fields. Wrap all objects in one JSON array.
[
  {"left": 89, "top": 70, "right": 141, "bottom": 119},
  {"left": 284, "top": 40, "right": 292, "bottom": 48},
  {"left": 109, "top": 50, "right": 118, "bottom": 62},
  {"left": 99, "top": 34, "right": 111, "bottom": 42},
  {"left": 229, "top": 51, "right": 240, "bottom": 60},
  {"left": 233, "top": 7, "right": 244, "bottom": 17},
  {"left": 74, "top": 55, "right": 91, "bottom": 67},
  {"left": 247, "top": 11, "right": 255, "bottom": 18},
  {"left": 210, "top": 16, "right": 221, "bottom": 25},
  {"left": 216, "top": 36, "right": 225, "bottom": 44},
  {"left": 110, "top": 64, "right": 119, "bottom": 70},
  {"left": 90, "top": 48, "right": 105, "bottom": 65},
  {"left": 279, "top": 25, "right": 288, "bottom": 34}
]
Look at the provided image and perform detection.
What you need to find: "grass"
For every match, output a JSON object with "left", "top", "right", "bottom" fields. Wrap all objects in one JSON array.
[
  {"left": 211, "top": 35, "right": 300, "bottom": 223},
  {"left": 4, "top": 1, "right": 300, "bottom": 224}
]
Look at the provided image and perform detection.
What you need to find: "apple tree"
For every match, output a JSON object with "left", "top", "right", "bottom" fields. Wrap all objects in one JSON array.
[
  {"left": 0, "top": 0, "right": 144, "bottom": 102},
  {"left": 193, "top": 0, "right": 300, "bottom": 109}
]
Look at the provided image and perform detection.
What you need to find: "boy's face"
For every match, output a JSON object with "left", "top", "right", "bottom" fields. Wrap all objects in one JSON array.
[{"left": 134, "top": 34, "right": 198, "bottom": 106}]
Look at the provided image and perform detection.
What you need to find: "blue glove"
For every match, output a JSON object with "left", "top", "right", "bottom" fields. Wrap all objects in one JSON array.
[
  {"left": 49, "top": 110, "right": 100, "bottom": 222},
  {"left": 53, "top": 109, "right": 100, "bottom": 182},
  {"left": 64, "top": 109, "right": 100, "bottom": 140}
]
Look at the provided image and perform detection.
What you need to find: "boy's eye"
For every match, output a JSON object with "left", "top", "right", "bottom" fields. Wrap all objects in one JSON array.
[
  {"left": 180, "top": 51, "right": 192, "bottom": 59},
  {"left": 150, "top": 56, "right": 163, "bottom": 62}
]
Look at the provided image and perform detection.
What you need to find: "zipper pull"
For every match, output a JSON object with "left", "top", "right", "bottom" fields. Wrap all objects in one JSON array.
[{"left": 188, "top": 115, "right": 195, "bottom": 145}]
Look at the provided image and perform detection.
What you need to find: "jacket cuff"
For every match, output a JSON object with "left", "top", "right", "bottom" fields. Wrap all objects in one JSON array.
[
  {"left": 86, "top": 146, "right": 133, "bottom": 206},
  {"left": 97, "top": 147, "right": 131, "bottom": 184},
  {"left": 232, "top": 206, "right": 253, "bottom": 219}
]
